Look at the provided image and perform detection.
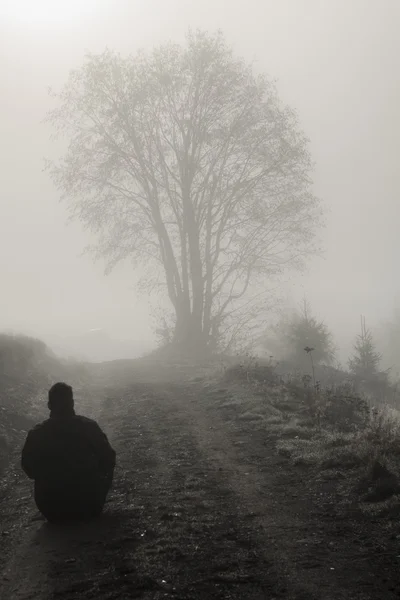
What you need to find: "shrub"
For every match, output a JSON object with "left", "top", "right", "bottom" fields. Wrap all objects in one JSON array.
[{"left": 321, "top": 386, "right": 370, "bottom": 432}]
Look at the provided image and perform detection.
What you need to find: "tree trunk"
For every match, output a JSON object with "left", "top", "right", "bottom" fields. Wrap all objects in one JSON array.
[
  {"left": 172, "top": 302, "right": 209, "bottom": 356},
  {"left": 180, "top": 155, "right": 205, "bottom": 349}
]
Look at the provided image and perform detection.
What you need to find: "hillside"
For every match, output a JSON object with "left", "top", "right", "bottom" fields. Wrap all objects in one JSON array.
[{"left": 0, "top": 333, "right": 90, "bottom": 474}]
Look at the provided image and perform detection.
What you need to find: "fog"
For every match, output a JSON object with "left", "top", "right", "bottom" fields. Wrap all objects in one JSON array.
[{"left": 1, "top": 0, "right": 399, "bottom": 362}]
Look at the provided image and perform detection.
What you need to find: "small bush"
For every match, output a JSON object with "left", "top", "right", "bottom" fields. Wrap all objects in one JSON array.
[
  {"left": 363, "top": 408, "right": 400, "bottom": 455},
  {"left": 321, "top": 386, "right": 370, "bottom": 432}
]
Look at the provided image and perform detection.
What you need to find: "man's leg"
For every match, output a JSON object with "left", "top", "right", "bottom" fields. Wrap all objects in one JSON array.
[
  {"left": 34, "top": 477, "right": 111, "bottom": 523},
  {"left": 75, "top": 478, "right": 109, "bottom": 520},
  {"left": 34, "top": 483, "right": 92, "bottom": 523},
  {"left": 34, "top": 492, "right": 65, "bottom": 524}
]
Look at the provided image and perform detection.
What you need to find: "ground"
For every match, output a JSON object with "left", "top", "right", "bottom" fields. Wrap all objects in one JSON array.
[{"left": 0, "top": 365, "right": 400, "bottom": 599}]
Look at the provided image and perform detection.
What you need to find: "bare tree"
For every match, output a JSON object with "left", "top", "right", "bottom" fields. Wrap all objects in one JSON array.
[{"left": 46, "top": 30, "right": 323, "bottom": 355}]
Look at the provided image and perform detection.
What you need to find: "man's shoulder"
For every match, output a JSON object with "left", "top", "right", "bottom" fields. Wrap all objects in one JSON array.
[
  {"left": 29, "top": 415, "right": 99, "bottom": 432},
  {"left": 74, "top": 415, "right": 101, "bottom": 429},
  {"left": 29, "top": 418, "right": 51, "bottom": 434}
]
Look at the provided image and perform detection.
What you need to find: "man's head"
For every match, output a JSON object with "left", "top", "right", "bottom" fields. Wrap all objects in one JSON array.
[{"left": 48, "top": 382, "right": 74, "bottom": 415}]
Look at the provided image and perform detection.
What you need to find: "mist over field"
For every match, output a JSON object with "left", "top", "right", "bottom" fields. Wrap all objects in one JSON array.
[{"left": 1, "top": 0, "right": 399, "bottom": 367}]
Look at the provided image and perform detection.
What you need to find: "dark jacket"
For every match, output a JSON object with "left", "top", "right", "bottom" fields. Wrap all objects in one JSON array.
[{"left": 21, "top": 410, "right": 116, "bottom": 518}]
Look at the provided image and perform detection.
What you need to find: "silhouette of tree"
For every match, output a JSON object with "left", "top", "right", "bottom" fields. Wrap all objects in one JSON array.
[
  {"left": 348, "top": 315, "right": 382, "bottom": 378},
  {"left": 46, "top": 30, "right": 323, "bottom": 354},
  {"left": 271, "top": 298, "right": 335, "bottom": 369}
]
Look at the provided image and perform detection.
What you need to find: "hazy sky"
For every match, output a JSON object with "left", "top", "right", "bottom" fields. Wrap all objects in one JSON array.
[{"left": 1, "top": 0, "right": 399, "bottom": 355}]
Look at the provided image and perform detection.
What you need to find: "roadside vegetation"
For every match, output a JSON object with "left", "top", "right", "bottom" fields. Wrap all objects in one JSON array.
[{"left": 219, "top": 347, "right": 400, "bottom": 519}]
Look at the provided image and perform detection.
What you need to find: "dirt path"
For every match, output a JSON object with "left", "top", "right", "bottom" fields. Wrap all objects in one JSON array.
[{"left": 0, "top": 377, "right": 399, "bottom": 599}]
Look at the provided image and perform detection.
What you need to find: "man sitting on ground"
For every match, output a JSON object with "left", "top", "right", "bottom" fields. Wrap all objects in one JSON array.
[{"left": 21, "top": 382, "right": 116, "bottom": 523}]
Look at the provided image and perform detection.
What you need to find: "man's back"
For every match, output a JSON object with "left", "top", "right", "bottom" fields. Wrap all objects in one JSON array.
[
  {"left": 21, "top": 382, "right": 116, "bottom": 523},
  {"left": 22, "top": 414, "right": 114, "bottom": 484}
]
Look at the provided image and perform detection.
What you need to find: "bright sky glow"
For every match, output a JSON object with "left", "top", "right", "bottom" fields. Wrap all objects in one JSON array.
[{"left": 1, "top": 0, "right": 99, "bottom": 25}]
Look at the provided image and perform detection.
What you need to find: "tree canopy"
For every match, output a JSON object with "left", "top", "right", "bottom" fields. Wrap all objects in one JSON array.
[{"left": 46, "top": 30, "right": 323, "bottom": 354}]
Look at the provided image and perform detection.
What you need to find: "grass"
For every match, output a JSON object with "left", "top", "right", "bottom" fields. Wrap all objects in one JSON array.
[{"left": 222, "top": 355, "right": 400, "bottom": 514}]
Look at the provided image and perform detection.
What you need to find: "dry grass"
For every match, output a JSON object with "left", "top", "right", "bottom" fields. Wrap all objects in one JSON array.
[{"left": 222, "top": 355, "right": 400, "bottom": 512}]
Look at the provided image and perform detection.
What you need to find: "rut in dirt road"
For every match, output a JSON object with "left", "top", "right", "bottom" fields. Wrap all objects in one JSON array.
[{"left": 1, "top": 382, "right": 290, "bottom": 600}]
